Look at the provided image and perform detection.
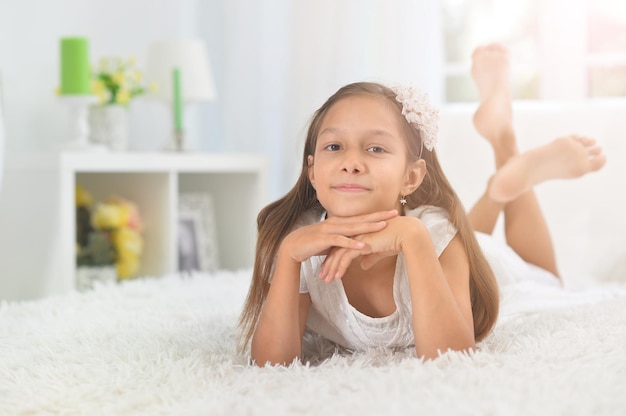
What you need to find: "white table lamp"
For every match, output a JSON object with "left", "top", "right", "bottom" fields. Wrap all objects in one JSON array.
[{"left": 145, "top": 39, "right": 217, "bottom": 151}]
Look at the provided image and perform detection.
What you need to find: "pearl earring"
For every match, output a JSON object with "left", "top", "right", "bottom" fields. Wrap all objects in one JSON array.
[{"left": 400, "top": 195, "right": 407, "bottom": 206}]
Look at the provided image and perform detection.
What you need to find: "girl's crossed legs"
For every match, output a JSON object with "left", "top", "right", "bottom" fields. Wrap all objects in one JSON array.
[{"left": 467, "top": 44, "right": 606, "bottom": 278}]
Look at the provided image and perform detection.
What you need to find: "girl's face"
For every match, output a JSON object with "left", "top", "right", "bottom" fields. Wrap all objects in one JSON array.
[{"left": 308, "top": 94, "right": 425, "bottom": 218}]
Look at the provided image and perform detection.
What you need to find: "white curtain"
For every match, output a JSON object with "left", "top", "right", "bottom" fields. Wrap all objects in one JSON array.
[
  {"left": 195, "top": 0, "right": 444, "bottom": 199},
  {"left": 0, "top": 70, "right": 4, "bottom": 192}
]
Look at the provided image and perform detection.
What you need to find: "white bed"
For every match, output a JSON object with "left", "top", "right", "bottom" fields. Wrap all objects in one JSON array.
[{"left": 438, "top": 100, "right": 626, "bottom": 289}]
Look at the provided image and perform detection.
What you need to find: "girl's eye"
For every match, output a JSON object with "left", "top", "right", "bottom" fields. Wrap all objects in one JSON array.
[
  {"left": 367, "top": 146, "right": 385, "bottom": 153},
  {"left": 324, "top": 144, "right": 341, "bottom": 151}
]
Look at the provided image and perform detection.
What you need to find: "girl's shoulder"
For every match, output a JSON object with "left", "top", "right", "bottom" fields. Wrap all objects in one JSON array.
[
  {"left": 405, "top": 205, "right": 457, "bottom": 256},
  {"left": 405, "top": 204, "right": 451, "bottom": 222}
]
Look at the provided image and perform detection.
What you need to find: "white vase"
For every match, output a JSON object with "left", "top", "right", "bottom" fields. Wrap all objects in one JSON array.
[
  {"left": 76, "top": 266, "right": 117, "bottom": 291},
  {"left": 88, "top": 105, "right": 129, "bottom": 151}
]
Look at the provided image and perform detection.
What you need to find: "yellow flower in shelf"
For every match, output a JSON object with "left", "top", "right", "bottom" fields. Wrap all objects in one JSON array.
[
  {"left": 75, "top": 185, "right": 93, "bottom": 208},
  {"left": 76, "top": 190, "right": 144, "bottom": 280},
  {"left": 112, "top": 227, "right": 143, "bottom": 260},
  {"left": 92, "top": 202, "right": 125, "bottom": 230},
  {"left": 116, "top": 256, "right": 139, "bottom": 280}
]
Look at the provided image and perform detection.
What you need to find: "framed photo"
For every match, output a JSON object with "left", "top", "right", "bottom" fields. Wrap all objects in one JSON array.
[{"left": 177, "top": 192, "right": 220, "bottom": 273}]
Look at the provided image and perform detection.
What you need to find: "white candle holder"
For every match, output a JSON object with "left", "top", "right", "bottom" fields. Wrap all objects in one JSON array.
[
  {"left": 162, "top": 129, "right": 188, "bottom": 152},
  {"left": 59, "top": 95, "right": 106, "bottom": 151}
]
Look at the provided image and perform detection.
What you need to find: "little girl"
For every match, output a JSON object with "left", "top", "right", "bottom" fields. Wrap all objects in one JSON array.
[{"left": 239, "top": 44, "right": 606, "bottom": 366}]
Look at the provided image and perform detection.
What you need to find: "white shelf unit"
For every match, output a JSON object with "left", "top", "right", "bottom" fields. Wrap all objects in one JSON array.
[{"left": 0, "top": 151, "right": 268, "bottom": 301}]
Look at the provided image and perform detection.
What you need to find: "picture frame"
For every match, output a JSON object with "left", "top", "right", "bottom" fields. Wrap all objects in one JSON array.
[{"left": 177, "top": 192, "right": 220, "bottom": 273}]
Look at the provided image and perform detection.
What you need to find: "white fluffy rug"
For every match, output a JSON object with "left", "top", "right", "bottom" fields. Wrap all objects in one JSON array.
[{"left": 2, "top": 270, "right": 626, "bottom": 415}]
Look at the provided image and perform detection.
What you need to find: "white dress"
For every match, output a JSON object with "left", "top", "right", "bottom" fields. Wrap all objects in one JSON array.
[
  {"left": 294, "top": 204, "right": 564, "bottom": 351},
  {"left": 297, "top": 205, "right": 458, "bottom": 351}
]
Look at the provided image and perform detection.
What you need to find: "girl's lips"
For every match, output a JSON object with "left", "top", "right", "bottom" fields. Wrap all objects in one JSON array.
[{"left": 333, "top": 184, "right": 369, "bottom": 192}]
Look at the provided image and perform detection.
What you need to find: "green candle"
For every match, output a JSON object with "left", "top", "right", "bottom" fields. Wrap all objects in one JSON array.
[
  {"left": 173, "top": 67, "right": 183, "bottom": 132},
  {"left": 60, "top": 37, "right": 91, "bottom": 95}
]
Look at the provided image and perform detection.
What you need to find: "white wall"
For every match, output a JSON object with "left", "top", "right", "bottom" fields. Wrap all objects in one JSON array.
[
  {"left": 4, "top": 1, "right": 621, "bottom": 291},
  {"left": 0, "top": 0, "right": 444, "bottom": 199},
  {"left": 194, "top": 0, "right": 445, "bottom": 197},
  {"left": 0, "top": 0, "right": 197, "bottom": 153}
]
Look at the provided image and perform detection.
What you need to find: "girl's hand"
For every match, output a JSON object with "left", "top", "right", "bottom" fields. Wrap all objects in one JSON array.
[
  {"left": 359, "top": 216, "right": 425, "bottom": 269},
  {"left": 319, "top": 216, "right": 425, "bottom": 282},
  {"left": 280, "top": 210, "right": 399, "bottom": 265}
]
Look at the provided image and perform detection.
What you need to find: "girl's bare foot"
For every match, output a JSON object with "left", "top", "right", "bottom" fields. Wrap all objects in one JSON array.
[
  {"left": 489, "top": 135, "right": 607, "bottom": 203},
  {"left": 471, "top": 44, "right": 515, "bottom": 150}
]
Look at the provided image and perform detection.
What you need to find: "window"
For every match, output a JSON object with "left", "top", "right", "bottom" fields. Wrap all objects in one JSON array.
[
  {"left": 442, "top": 0, "right": 626, "bottom": 102},
  {"left": 588, "top": 0, "right": 626, "bottom": 96}
]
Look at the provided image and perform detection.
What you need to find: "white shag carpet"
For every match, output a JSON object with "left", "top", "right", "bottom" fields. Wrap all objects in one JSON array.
[{"left": 2, "top": 270, "right": 626, "bottom": 416}]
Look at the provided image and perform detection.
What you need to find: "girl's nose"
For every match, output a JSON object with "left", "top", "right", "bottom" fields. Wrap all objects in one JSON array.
[{"left": 341, "top": 150, "right": 364, "bottom": 174}]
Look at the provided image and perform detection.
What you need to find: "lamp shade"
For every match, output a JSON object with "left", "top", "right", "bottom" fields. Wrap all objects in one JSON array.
[{"left": 145, "top": 39, "right": 217, "bottom": 103}]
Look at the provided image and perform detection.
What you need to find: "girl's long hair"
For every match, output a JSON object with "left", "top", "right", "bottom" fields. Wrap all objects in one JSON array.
[{"left": 238, "top": 82, "right": 499, "bottom": 349}]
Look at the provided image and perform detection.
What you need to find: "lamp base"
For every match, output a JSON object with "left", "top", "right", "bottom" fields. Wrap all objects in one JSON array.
[{"left": 162, "top": 130, "right": 189, "bottom": 152}]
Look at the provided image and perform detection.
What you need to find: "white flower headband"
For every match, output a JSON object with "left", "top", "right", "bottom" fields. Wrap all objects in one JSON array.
[{"left": 391, "top": 84, "right": 439, "bottom": 152}]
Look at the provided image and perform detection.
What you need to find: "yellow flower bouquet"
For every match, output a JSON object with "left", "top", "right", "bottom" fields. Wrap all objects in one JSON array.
[
  {"left": 91, "top": 56, "right": 156, "bottom": 106},
  {"left": 76, "top": 186, "right": 144, "bottom": 280}
]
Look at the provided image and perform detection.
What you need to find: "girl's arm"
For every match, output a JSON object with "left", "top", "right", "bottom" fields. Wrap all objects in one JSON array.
[
  {"left": 401, "top": 218, "right": 475, "bottom": 359},
  {"left": 251, "top": 210, "right": 399, "bottom": 366},
  {"left": 320, "top": 216, "right": 475, "bottom": 359},
  {"left": 250, "top": 248, "right": 311, "bottom": 366}
]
